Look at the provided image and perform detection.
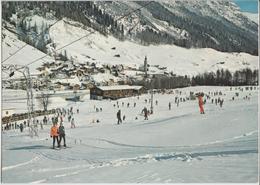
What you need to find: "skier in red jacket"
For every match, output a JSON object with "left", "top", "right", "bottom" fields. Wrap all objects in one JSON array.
[{"left": 197, "top": 93, "right": 205, "bottom": 114}]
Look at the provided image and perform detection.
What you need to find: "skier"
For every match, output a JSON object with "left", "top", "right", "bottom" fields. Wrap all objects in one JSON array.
[
  {"left": 134, "top": 102, "right": 136, "bottom": 107},
  {"left": 50, "top": 123, "right": 60, "bottom": 149},
  {"left": 169, "top": 102, "right": 171, "bottom": 110},
  {"left": 220, "top": 99, "right": 224, "bottom": 108},
  {"left": 197, "top": 93, "right": 205, "bottom": 114},
  {"left": 40, "top": 121, "right": 43, "bottom": 130},
  {"left": 142, "top": 107, "right": 148, "bottom": 120},
  {"left": 77, "top": 109, "right": 79, "bottom": 114},
  {"left": 43, "top": 116, "right": 47, "bottom": 125},
  {"left": 127, "top": 103, "right": 130, "bottom": 108},
  {"left": 71, "top": 118, "right": 76, "bottom": 128},
  {"left": 117, "top": 110, "right": 122, "bottom": 124},
  {"left": 19, "top": 123, "right": 24, "bottom": 132},
  {"left": 58, "top": 122, "right": 66, "bottom": 147},
  {"left": 123, "top": 115, "right": 126, "bottom": 121},
  {"left": 156, "top": 100, "right": 158, "bottom": 105}
]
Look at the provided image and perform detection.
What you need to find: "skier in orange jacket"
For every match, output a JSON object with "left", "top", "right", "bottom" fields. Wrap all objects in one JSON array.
[
  {"left": 50, "top": 123, "right": 60, "bottom": 149},
  {"left": 198, "top": 93, "right": 205, "bottom": 114}
]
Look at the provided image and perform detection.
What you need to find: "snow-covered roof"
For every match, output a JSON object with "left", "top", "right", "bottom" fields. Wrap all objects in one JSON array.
[
  {"left": 53, "top": 78, "right": 80, "bottom": 85},
  {"left": 97, "top": 85, "right": 143, "bottom": 91}
]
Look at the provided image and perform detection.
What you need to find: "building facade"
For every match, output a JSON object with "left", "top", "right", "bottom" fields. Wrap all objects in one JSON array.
[{"left": 90, "top": 85, "right": 144, "bottom": 100}]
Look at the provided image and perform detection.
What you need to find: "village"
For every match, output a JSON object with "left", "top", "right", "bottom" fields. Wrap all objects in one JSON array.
[{"left": 2, "top": 55, "right": 190, "bottom": 92}]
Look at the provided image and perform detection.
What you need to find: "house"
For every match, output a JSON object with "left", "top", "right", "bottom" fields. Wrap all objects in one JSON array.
[{"left": 90, "top": 85, "right": 144, "bottom": 100}]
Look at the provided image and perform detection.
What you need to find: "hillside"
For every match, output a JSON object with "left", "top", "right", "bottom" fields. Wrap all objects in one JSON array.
[
  {"left": 1, "top": 1, "right": 258, "bottom": 55},
  {"left": 2, "top": 86, "right": 258, "bottom": 183},
  {"left": 2, "top": 19, "right": 258, "bottom": 78}
]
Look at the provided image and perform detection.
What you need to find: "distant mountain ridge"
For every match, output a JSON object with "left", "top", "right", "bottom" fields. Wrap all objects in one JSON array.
[{"left": 1, "top": 0, "right": 258, "bottom": 55}]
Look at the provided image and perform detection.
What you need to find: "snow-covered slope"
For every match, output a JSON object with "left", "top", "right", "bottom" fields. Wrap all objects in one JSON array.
[
  {"left": 2, "top": 18, "right": 258, "bottom": 78},
  {"left": 2, "top": 26, "right": 54, "bottom": 77},
  {"left": 2, "top": 1, "right": 258, "bottom": 54},
  {"left": 1, "top": 86, "right": 258, "bottom": 183},
  {"left": 242, "top": 12, "right": 259, "bottom": 24},
  {"left": 49, "top": 19, "right": 258, "bottom": 77}
]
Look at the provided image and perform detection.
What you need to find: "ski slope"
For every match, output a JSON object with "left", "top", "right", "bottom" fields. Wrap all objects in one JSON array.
[{"left": 1, "top": 86, "right": 258, "bottom": 183}]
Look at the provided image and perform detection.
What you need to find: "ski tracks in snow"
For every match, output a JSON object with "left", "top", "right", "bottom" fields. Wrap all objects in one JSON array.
[
  {"left": 2, "top": 156, "right": 40, "bottom": 171},
  {"left": 29, "top": 147, "right": 258, "bottom": 183}
]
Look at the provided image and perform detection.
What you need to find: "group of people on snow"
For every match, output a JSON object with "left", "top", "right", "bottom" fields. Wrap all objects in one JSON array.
[{"left": 50, "top": 122, "right": 66, "bottom": 149}]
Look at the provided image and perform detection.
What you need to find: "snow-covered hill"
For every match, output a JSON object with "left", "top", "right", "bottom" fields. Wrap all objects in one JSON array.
[
  {"left": 2, "top": 19, "right": 258, "bottom": 78},
  {"left": 2, "top": 1, "right": 258, "bottom": 54},
  {"left": 1, "top": 85, "right": 258, "bottom": 183},
  {"left": 48, "top": 19, "right": 258, "bottom": 77},
  {"left": 2, "top": 25, "right": 55, "bottom": 76},
  {"left": 242, "top": 12, "right": 259, "bottom": 24}
]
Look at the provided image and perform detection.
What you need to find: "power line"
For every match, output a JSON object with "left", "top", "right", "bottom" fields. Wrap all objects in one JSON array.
[
  {"left": 22, "top": 1, "right": 154, "bottom": 68},
  {"left": 2, "top": 19, "right": 62, "bottom": 64}
]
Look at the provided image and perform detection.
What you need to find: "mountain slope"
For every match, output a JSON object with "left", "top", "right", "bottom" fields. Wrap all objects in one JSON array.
[
  {"left": 1, "top": 1, "right": 258, "bottom": 55},
  {"left": 2, "top": 18, "right": 258, "bottom": 78},
  {"left": 48, "top": 19, "right": 258, "bottom": 76}
]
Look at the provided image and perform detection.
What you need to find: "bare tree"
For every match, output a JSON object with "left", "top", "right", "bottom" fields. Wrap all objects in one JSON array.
[{"left": 38, "top": 92, "right": 51, "bottom": 112}]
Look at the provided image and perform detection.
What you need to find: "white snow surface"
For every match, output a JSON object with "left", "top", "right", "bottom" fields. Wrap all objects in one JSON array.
[
  {"left": 1, "top": 86, "right": 258, "bottom": 183},
  {"left": 242, "top": 12, "right": 259, "bottom": 24},
  {"left": 2, "top": 18, "right": 258, "bottom": 79},
  {"left": 48, "top": 19, "right": 258, "bottom": 77},
  {"left": 2, "top": 27, "right": 55, "bottom": 78},
  {"left": 98, "top": 85, "right": 143, "bottom": 91}
]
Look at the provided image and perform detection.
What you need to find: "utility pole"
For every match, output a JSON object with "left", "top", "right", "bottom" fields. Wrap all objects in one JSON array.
[
  {"left": 144, "top": 56, "right": 147, "bottom": 78},
  {"left": 150, "top": 76, "right": 154, "bottom": 114},
  {"left": 143, "top": 56, "right": 153, "bottom": 114},
  {"left": 2, "top": 64, "right": 37, "bottom": 137}
]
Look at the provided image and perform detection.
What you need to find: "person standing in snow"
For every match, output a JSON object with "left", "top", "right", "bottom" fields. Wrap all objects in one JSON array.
[
  {"left": 19, "top": 123, "right": 24, "bottom": 132},
  {"left": 197, "top": 93, "right": 205, "bottom": 114},
  {"left": 43, "top": 116, "right": 47, "bottom": 125},
  {"left": 71, "top": 118, "right": 76, "bottom": 128},
  {"left": 177, "top": 98, "right": 179, "bottom": 107},
  {"left": 142, "top": 107, "right": 148, "bottom": 120},
  {"left": 117, "top": 110, "right": 122, "bottom": 124},
  {"left": 40, "top": 121, "right": 43, "bottom": 130},
  {"left": 220, "top": 99, "right": 224, "bottom": 108},
  {"left": 50, "top": 123, "right": 60, "bottom": 149},
  {"left": 58, "top": 122, "right": 66, "bottom": 147}
]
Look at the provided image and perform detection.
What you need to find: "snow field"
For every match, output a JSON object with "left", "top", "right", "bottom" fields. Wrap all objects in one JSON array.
[{"left": 1, "top": 86, "right": 258, "bottom": 183}]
